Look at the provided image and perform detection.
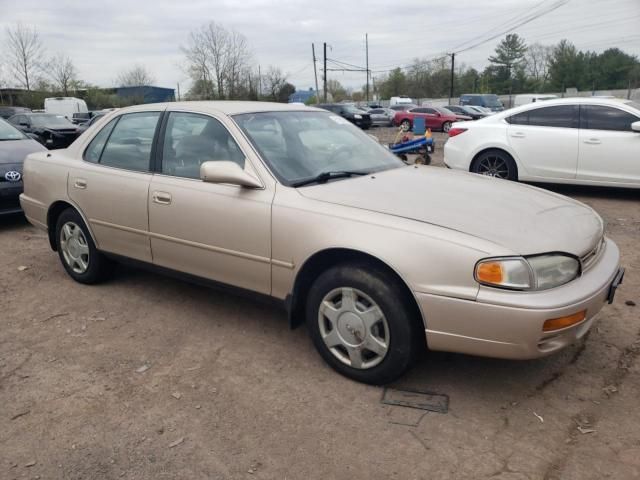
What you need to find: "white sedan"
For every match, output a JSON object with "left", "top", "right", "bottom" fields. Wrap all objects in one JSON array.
[{"left": 444, "top": 97, "right": 640, "bottom": 188}]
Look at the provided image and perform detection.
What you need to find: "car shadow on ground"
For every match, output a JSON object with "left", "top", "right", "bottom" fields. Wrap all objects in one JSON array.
[
  {"left": 0, "top": 213, "right": 29, "bottom": 231},
  {"left": 529, "top": 182, "right": 640, "bottom": 202},
  {"left": 112, "top": 261, "right": 582, "bottom": 404}
]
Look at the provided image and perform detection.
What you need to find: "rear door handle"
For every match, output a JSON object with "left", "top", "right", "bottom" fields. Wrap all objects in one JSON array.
[
  {"left": 152, "top": 191, "right": 172, "bottom": 205},
  {"left": 584, "top": 138, "right": 601, "bottom": 145},
  {"left": 74, "top": 178, "right": 87, "bottom": 189},
  {"left": 510, "top": 132, "right": 525, "bottom": 138}
]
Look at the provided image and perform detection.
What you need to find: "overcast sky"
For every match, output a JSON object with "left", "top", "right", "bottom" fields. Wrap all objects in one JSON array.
[{"left": 1, "top": 0, "right": 639, "bottom": 93}]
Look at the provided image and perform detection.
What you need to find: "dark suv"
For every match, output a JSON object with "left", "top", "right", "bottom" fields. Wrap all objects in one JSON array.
[
  {"left": 316, "top": 103, "right": 372, "bottom": 129},
  {"left": 459, "top": 94, "right": 504, "bottom": 112}
]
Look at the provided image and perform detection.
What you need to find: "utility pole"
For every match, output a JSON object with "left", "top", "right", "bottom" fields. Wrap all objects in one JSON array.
[
  {"left": 449, "top": 53, "right": 455, "bottom": 104},
  {"left": 312, "top": 43, "right": 320, "bottom": 104},
  {"left": 176, "top": 82, "right": 181, "bottom": 102},
  {"left": 365, "top": 33, "right": 370, "bottom": 103},
  {"left": 323, "top": 42, "right": 327, "bottom": 102},
  {"left": 258, "top": 64, "right": 262, "bottom": 100}
]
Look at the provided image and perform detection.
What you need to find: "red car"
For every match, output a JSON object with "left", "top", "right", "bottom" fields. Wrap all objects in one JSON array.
[{"left": 393, "top": 106, "right": 471, "bottom": 133}]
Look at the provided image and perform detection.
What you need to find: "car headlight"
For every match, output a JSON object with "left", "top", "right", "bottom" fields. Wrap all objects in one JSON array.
[
  {"left": 475, "top": 254, "right": 579, "bottom": 291},
  {"left": 354, "top": 114, "right": 362, "bottom": 119}
]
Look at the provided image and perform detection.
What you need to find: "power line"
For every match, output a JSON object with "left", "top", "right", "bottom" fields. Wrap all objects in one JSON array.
[{"left": 453, "top": 0, "right": 571, "bottom": 54}]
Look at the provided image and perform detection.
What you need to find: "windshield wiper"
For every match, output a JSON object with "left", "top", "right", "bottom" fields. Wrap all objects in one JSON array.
[{"left": 291, "top": 170, "right": 368, "bottom": 187}]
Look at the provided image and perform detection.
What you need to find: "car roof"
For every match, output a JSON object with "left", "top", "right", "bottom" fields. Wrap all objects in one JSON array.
[{"left": 118, "top": 101, "right": 325, "bottom": 116}]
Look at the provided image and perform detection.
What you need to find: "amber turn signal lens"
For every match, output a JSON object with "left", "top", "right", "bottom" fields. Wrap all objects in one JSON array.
[
  {"left": 476, "top": 262, "right": 503, "bottom": 284},
  {"left": 543, "top": 310, "right": 586, "bottom": 332}
]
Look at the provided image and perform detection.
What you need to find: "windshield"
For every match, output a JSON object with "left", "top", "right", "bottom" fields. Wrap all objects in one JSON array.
[
  {"left": 482, "top": 96, "right": 503, "bottom": 107},
  {"left": 343, "top": 105, "right": 364, "bottom": 114},
  {"left": 234, "top": 111, "right": 404, "bottom": 186},
  {"left": 0, "top": 119, "right": 27, "bottom": 140},
  {"left": 31, "top": 114, "right": 74, "bottom": 128}
]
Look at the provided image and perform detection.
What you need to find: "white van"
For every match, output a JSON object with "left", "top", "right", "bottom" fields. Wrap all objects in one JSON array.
[
  {"left": 44, "top": 97, "right": 88, "bottom": 121},
  {"left": 389, "top": 96, "right": 414, "bottom": 106},
  {"left": 513, "top": 94, "right": 558, "bottom": 107}
]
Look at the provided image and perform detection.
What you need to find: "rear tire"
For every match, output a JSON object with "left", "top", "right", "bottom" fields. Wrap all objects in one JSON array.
[
  {"left": 306, "top": 263, "right": 422, "bottom": 385},
  {"left": 471, "top": 149, "right": 518, "bottom": 181},
  {"left": 55, "top": 208, "right": 114, "bottom": 284},
  {"left": 442, "top": 121, "right": 452, "bottom": 133}
]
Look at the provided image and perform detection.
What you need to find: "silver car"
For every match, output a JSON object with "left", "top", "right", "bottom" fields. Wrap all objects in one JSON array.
[
  {"left": 367, "top": 107, "right": 395, "bottom": 127},
  {"left": 20, "top": 102, "right": 623, "bottom": 385}
]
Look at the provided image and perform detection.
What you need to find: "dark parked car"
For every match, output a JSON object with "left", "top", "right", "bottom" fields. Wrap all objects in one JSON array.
[
  {"left": 8, "top": 113, "right": 78, "bottom": 149},
  {"left": 72, "top": 110, "right": 106, "bottom": 125},
  {"left": 316, "top": 103, "right": 372, "bottom": 129},
  {"left": 459, "top": 94, "right": 504, "bottom": 112},
  {"left": 0, "top": 118, "right": 47, "bottom": 215},
  {"left": 76, "top": 112, "right": 107, "bottom": 135},
  {"left": 0, "top": 106, "right": 31, "bottom": 120},
  {"left": 445, "top": 105, "right": 489, "bottom": 120}
]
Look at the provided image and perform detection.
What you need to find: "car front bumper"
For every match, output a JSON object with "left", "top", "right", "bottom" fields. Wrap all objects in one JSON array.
[
  {"left": 0, "top": 181, "right": 23, "bottom": 215},
  {"left": 416, "top": 238, "right": 621, "bottom": 360}
]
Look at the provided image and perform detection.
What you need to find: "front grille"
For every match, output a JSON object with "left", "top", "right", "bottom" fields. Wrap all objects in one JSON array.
[{"left": 580, "top": 237, "right": 605, "bottom": 273}]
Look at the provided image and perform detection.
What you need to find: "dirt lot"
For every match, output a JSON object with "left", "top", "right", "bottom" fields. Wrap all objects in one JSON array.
[{"left": 1, "top": 130, "right": 639, "bottom": 479}]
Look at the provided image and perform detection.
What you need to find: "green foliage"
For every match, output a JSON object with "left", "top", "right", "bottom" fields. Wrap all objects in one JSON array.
[{"left": 304, "top": 96, "right": 317, "bottom": 105}]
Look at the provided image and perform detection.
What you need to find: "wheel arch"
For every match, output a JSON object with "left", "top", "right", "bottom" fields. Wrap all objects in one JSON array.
[
  {"left": 286, "top": 248, "right": 424, "bottom": 334},
  {"left": 470, "top": 147, "right": 520, "bottom": 180},
  {"left": 46, "top": 200, "right": 96, "bottom": 251}
]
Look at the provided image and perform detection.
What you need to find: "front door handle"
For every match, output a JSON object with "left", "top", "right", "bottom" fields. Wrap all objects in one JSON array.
[
  {"left": 152, "top": 191, "right": 172, "bottom": 205},
  {"left": 510, "top": 132, "right": 525, "bottom": 138},
  {"left": 584, "top": 138, "right": 601, "bottom": 145},
  {"left": 74, "top": 178, "right": 87, "bottom": 189}
]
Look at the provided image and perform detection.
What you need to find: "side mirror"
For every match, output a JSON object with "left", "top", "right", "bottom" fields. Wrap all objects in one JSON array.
[
  {"left": 200, "top": 161, "right": 262, "bottom": 188},
  {"left": 19, "top": 122, "right": 29, "bottom": 127},
  {"left": 632, "top": 121, "right": 640, "bottom": 133}
]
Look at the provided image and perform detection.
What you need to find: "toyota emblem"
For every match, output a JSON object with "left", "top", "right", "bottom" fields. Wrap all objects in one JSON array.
[{"left": 4, "top": 171, "right": 21, "bottom": 182}]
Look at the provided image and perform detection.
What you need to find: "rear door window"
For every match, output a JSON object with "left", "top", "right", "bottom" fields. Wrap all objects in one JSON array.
[
  {"left": 581, "top": 105, "right": 640, "bottom": 132},
  {"left": 508, "top": 105, "right": 578, "bottom": 128},
  {"left": 99, "top": 112, "right": 161, "bottom": 172}
]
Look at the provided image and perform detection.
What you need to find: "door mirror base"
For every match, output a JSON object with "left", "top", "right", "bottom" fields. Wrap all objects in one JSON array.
[{"left": 200, "top": 161, "right": 262, "bottom": 188}]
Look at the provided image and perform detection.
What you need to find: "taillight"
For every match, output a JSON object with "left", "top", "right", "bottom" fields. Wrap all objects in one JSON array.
[{"left": 448, "top": 127, "right": 468, "bottom": 138}]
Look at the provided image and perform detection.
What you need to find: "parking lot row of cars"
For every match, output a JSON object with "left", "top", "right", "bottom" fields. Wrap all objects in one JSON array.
[{"left": 315, "top": 102, "right": 494, "bottom": 132}]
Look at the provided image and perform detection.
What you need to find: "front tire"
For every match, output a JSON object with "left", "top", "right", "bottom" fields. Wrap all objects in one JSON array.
[
  {"left": 306, "top": 263, "right": 422, "bottom": 385},
  {"left": 55, "top": 208, "right": 114, "bottom": 284},
  {"left": 400, "top": 119, "right": 412, "bottom": 131}
]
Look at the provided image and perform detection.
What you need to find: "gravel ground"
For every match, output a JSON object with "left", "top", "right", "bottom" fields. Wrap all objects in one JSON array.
[{"left": 1, "top": 131, "right": 639, "bottom": 479}]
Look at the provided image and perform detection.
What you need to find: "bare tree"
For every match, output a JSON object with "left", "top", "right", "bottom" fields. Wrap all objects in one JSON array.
[
  {"left": 116, "top": 64, "right": 155, "bottom": 87},
  {"left": 263, "top": 66, "right": 288, "bottom": 101},
  {"left": 5, "top": 23, "right": 45, "bottom": 90},
  {"left": 182, "top": 22, "right": 252, "bottom": 100},
  {"left": 49, "top": 54, "right": 77, "bottom": 95},
  {"left": 526, "top": 43, "right": 553, "bottom": 87}
]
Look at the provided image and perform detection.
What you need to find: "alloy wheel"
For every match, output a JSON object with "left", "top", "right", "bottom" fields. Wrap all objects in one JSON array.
[{"left": 477, "top": 155, "right": 510, "bottom": 179}]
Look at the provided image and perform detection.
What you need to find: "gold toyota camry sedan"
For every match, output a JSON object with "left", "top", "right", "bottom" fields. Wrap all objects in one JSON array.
[{"left": 20, "top": 102, "right": 624, "bottom": 385}]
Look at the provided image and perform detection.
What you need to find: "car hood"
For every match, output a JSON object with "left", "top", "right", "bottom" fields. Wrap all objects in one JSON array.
[
  {"left": 0, "top": 139, "right": 46, "bottom": 165},
  {"left": 298, "top": 166, "right": 603, "bottom": 256}
]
